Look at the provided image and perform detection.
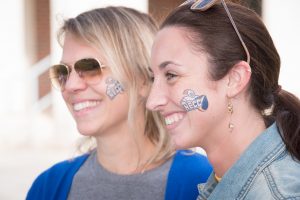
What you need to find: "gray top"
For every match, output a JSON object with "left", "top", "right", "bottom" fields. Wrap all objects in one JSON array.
[{"left": 68, "top": 150, "right": 173, "bottom": 200}]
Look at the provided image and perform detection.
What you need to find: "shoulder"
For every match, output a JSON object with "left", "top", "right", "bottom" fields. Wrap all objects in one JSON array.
[
  {"left": 248, "top": 151, "right": 300, "bottom": 199},
  {"left": 26, "top": 154, "right": 89, "bottom": 200},
  {"left": 35, "top": 154, "right": 89, "bottom": 180},
  {"left": 165, "top": 150, "right": 212, "bottom": 200},
  {"left": 266, "top": 152, "right": 300, "bottom": 197},
  {"left": 172, "top": 149, "right": 212, "bottom": 181}
]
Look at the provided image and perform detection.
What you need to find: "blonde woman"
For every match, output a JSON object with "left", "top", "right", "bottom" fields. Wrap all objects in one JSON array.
[{"left": 26, "top": 6, "right": 211, "bottom": 200}]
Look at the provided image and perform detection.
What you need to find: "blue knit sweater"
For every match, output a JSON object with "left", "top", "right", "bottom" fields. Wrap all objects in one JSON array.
[{"left": 26, "top": 150, "right": 212, "bottom": 200}]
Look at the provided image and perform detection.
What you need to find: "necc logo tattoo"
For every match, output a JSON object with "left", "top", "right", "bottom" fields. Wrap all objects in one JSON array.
[
  {"left": 106, "top": 77, "right": 124, "bottom": 100},
  {"left": 180, "top": 89, "right": 208, "bottom": 112}
]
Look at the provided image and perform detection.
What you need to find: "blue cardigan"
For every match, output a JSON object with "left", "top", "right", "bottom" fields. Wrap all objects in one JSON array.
[{"left": 26, "top": 150, "right": 212, "bottom": 200}]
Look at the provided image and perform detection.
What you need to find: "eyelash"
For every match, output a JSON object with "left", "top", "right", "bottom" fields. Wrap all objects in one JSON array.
[
  {"left": 165, "top": 72, "right": 177, "bottom": 81},
  {"left": 150, "top": 76, "right": 155, "bottom": 82},
  {"left": 149, "top": 72, "right": 178, "bottom": 83}
]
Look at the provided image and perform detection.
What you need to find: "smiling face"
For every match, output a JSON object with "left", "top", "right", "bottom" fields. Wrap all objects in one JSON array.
[
  {"left": 147, "top": 27, "right": 229, "bottom": 149},
  {"left": 61, "top": 33, "right": 130, "bottom": 137}
]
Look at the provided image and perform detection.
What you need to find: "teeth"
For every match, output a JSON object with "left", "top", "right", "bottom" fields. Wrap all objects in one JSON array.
[
  {"left": 165, "top": 113, "right": 183, "bottom": 125},
  {"left": 73, "top": 101, "right": 99, "bottom": 111}
]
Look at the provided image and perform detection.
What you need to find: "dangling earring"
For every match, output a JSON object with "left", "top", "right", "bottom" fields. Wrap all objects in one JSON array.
[{"left": 228, "top": 100, "right": 234, "bottom": 132}]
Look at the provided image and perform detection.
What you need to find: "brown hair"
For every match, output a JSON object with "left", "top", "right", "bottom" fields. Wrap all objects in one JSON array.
[{"left": 161, "top": 2, "right": 300, "bottom": 160}]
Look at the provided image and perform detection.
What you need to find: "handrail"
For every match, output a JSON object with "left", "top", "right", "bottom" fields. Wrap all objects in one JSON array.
[{"left": 29, "top": 55, "right": 52, "bottom": 113}]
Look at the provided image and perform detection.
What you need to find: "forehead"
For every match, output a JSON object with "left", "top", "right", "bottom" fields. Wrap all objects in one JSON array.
[
  {"left": 151, "top": 26, "right": 207, "bottom": 69},
  {"left": 152, "top": 27, "right": 191, "bottom": 58}
]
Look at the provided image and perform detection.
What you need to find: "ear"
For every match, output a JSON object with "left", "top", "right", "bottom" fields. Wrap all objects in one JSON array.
[
  {"left": 138, "top": 81, "right": 149, "bottom": 99},
  {"left": 226, "top": 61, "right": 251, "bottom": 98}
]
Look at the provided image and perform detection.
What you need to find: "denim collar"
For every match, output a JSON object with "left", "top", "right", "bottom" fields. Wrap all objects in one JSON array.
[{"left": 198, "top": 123, "right": 285, "bottom": 199}]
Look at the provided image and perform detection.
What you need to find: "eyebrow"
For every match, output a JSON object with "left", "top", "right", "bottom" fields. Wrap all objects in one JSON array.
[
  {"left": 159, "top": 61, "right": 181, "bottom": 69},
  {"left": 148, "top": 61, "right": 182, "bottom": 73}
]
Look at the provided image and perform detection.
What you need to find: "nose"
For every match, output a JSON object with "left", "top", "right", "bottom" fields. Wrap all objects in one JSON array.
[
  {"left": 63, "top": 70, "right": 87, "bottom": 92},
  {"left": 146, "top": 82, "right": 168, "bottom": 111}
]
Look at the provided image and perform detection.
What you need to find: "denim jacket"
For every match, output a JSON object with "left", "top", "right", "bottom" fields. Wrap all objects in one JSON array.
[{"left": 197, "top": 123, "right": 300, "bottom": 200}]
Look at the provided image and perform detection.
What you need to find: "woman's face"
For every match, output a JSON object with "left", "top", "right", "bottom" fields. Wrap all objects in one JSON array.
[
  {"left": 147, "top": 27, "right": 228, "bottom": 149},
  {"left": 60, "top": 33, "right": 130, "bottom": 137}
]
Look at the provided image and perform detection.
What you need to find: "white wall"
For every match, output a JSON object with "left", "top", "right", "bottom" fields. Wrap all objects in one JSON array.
[
  {"left": 0, "top": 0, "right": 28, "bottom": 113},
  {"left": 0, "top": 0, "right": 38, "bottom": 147},
  {"left": 263, "top": 0, "right": 300, "bottom": 97}
]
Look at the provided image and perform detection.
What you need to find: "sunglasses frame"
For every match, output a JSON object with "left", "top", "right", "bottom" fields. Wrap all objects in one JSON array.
[
  {"left": 49, "top": 58, "right": 106, "bottom": 91},
  {"left": 180, "top": 0, "right": 251, "bottom": 64}
]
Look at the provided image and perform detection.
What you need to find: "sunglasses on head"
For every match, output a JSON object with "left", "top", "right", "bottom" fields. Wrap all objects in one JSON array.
[
  {"left": 49, "top": 58, "right": 106, "bottom": 91},
  {"left": 180, "top": 0, "right": 250, "bottom": 64}
]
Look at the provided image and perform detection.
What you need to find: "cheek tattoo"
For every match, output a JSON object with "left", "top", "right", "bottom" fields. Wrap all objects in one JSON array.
[
  {"left": 180, "top": 89, "right": 209, "bottom": 112},
  {"left": 105, "top": 77, "right": 124, "bottom": 100}
]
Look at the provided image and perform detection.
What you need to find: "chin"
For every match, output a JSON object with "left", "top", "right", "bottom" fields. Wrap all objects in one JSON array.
[
  {"left": 172, "top": 136, "right": 198, "bottom": 150},
  {"left": 77, "top": 125, "right": 98, "bottom": 137},
  {"left": 172, "top": 137, "right": 195, "bottom": 150}
]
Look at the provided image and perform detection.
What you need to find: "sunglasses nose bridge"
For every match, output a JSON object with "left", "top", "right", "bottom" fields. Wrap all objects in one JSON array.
[{"left": 63, "top": 66, "right": 88, "bottom": 91}]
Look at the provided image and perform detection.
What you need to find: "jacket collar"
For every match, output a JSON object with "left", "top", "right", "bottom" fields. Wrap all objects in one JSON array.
[{"left": 198, "top": 123, "right": 285, "bottom": 199}]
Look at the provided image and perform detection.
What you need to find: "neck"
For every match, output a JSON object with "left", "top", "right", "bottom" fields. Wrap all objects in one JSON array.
[
  {"left": 205, "top": 102, "right": 266, "bottom": 177},
  {"left": 95, "top": 111, "right": 157, "bottom": 174}
]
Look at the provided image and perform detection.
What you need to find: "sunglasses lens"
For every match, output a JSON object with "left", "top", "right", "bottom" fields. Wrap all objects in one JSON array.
[
  {"left": 49, "top": 64, "right": 69, "bottom": 90},
  {"left": 75, "top": 58, "right": 102, "bottom": 85}
]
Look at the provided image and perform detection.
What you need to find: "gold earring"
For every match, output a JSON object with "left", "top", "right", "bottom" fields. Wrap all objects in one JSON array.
[{"left": 228, "top": 100, "right": 234, "bottom": 132}]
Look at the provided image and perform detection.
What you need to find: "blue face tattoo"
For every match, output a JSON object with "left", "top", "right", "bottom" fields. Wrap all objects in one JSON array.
[
  {"left": 180, "top": 89, "right": 208, "bottom": 112},
  {"left": 105, "top": 77, "right": 124, "bottom": 100}
]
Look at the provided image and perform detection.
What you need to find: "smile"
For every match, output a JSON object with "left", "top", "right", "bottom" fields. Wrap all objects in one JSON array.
[
  {"left": 73, "top": 100, "right": 100, "bottom": 111},
  {"left": 164, "top": 113, "right": 184, "bottom": 126}
]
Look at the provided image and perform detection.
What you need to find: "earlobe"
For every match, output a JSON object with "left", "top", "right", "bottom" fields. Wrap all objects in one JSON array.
[
  {"left": 138, "top": 82, "right": 149, "bottom": 99},
  {"left": 226, "top": 61, "right": 251, "bottom": 98}
]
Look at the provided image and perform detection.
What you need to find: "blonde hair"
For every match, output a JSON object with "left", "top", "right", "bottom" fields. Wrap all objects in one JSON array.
[{"left": 58, "top": 6, "right": 174, "bottom": 164}]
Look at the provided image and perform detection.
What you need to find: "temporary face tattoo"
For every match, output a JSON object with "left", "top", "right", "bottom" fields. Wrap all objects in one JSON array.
[
  {"left": 105, "top": 77, "right": 124, "bottom": 100},
  {"left": 180, "top": 89, "right": 208, "bottom": 112}
]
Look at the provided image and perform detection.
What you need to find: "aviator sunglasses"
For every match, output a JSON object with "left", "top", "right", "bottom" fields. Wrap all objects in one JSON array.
[
  {"left": 180, "top": 0, "right": 251, "bottom": 64},
  {"left": 49, "top": 58, "right": 106, "bottom": 91}
]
